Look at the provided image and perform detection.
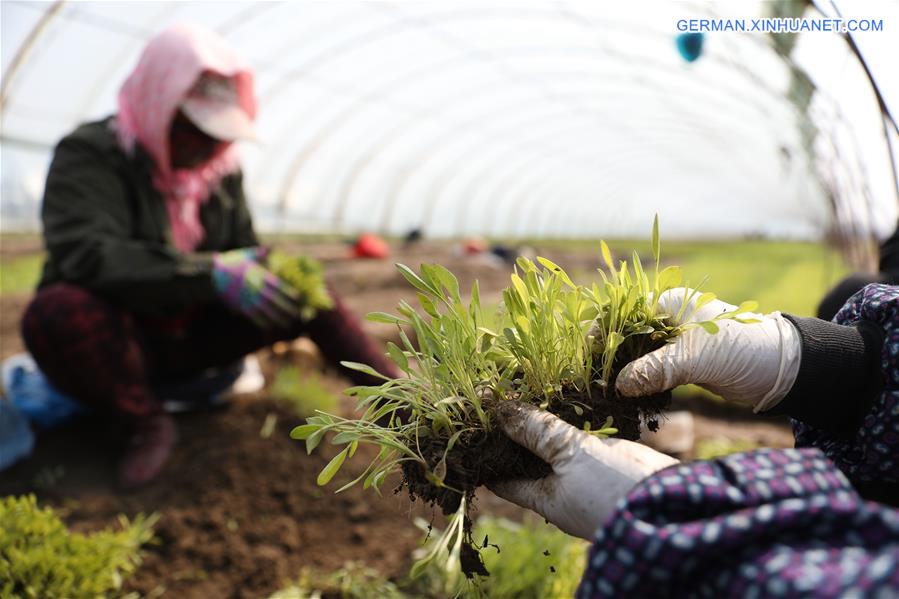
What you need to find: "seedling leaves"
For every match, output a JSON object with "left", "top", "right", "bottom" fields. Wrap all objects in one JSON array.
[{"left": 317, "top": 447, "right": 349, "bottom": 485}]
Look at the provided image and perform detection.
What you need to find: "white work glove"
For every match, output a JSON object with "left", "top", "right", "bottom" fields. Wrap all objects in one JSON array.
[
  {"left": 488, "top": 401, "right": 678, "bottom": 540},
  {"left": 616, "top": 287, "right": 802, "bottom": 412}
]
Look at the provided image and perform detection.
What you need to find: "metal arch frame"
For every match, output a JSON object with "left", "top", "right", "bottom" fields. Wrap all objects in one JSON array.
[
  {"left": 521, "top": 174, "right": 598, "bottom": 239},
  {"left": 1, "top": 0, "right": 66, "bottom": 117},
  {"left": 280, "top": 64, "right": 792, "bottom": 235},
  {"left": 415, "top": 116, "right": 626, "bottom": 237},
  {"left": 481, "top": 149, "right": 598, "bottom": 238},
  {"left": 449, "top": 134, "right": 587, "bottom": 236},
  {"left": 472, "top": 105, "right": 771, "bottom": 240},
  {"left": 3, "top": 1, "right": 280, "bottom": 137},
  {"left": 484, "top": 138, "right": 677, "bottom": 239},
  {"left": 517, "top": 148, "right": 676, "bottom": 240},
  {"left": 71, "top": 2, "right": 181, "bottom": 119},
  {"left": 819, "top": 116, "right": 880, "bottom": 244},
  {"left": 268, "top": 1, "right": 899, "bottom": 239},
  {"left": 4, "top": 2, "right": 801, "bottom": 156},
  {"left": 441, "top": 119, "right": 708, "bottom": 239},
  {"left": 261, "top": 5, "right": 804, "bottom": 207},
  {"left": 214, "top": 1, "right": 282, "bottom": 36},
  {"left": 401, "top": 92, "right": 774, "bottom": 239},
  {"left": 335, "top": 88, "right": 713, "bottom": 234},
  {"left": 3, "top": 1, "right": 891, "bottom": 241},
  {"left": 442, "top": 126, "right": 624, "bottom": 238},
  {"left": 270, "top": 40, "right": 808, "bottom": 235},
  {"left": 473, "top": 167, "right": 595, "bottom": 239},
  {"left": 412, "top": 110, "right": 613, "bottom": 233},
  {"left": 535, "top": 169, "right": 640, "bottom": 239},
  {"left": 71, "top": 1, "right": 281, "bottom": 121},
  {"left": 270, "top": 52, "right": 788, "bottom": 205},
  {"left": 511, "top": 176, "right": 591, "bottom": 239},
  {"left": 329, "top": 61, "right": 795, "bottom": 235},
  {"left": 515, "top": 144, "right": 672, "bottom": 237},
  {"left": 270, "top": 50, "right": 495, "bottom": 213}
]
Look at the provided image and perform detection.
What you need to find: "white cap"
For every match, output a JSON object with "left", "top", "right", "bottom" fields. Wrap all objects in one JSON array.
[{"left": 180, "top": 73, "right": 256, "bottom": 142}]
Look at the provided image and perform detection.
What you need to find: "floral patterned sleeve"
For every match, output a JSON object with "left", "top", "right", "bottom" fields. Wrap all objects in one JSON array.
[
  {"left": 578, "top": 284, "right": 899, "bottom": 598},
  {"left": 577, "top": 449, "right": 899, "bottom": 598},
  {"left": 793, "top": 283, "right": 899, "bottom": 486}
]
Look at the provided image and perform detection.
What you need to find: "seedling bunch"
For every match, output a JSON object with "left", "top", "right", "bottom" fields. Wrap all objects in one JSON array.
[
  {"left": 268, "top": 252, "right": 334, "bottom": 320},
  {"left": 292, "top": 217, "right": 752, "bottom": 579}
]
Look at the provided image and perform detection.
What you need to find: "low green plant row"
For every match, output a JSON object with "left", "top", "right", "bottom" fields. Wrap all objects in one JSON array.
[{"left": 0, "top": 494, "right": 156, "bottom": 599}]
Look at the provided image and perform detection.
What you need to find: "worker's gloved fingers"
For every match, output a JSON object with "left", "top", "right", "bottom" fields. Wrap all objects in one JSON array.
[
  {"left": 656, "top": 287, "right": 739, "bottom": 325},
  {"left": 261, "top": 269, "right": 301, "bottom": 303},
  {"left": 262, "top": 279, "right": 301, "bottom": 321},
  {"left": 493, "top": 401, "right": 582, "bottom": 465},
  {"left": 615, "top": 340, "right": 700, "bottom": 397},
  {"left": 617, "top": 315, "right": 801, "bottom": 410},
  {"left": 487, "top": 477, "right": 553, "bottom": 515},
  {"left": 256, "top": 300, "right": 294, "bottom": 329}
]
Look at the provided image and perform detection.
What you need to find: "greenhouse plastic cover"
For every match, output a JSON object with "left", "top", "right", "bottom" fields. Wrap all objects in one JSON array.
[{"left": 1, "top": 1, "right": 897, "bottom": 240}]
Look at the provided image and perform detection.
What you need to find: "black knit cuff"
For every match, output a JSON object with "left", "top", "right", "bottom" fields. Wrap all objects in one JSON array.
[{"left": 768, "top": 315, "right": 885, "bottom": 434}]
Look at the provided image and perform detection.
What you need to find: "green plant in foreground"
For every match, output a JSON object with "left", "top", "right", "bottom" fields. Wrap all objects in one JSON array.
[
  {"left": 694, "top": 437, "right": 765, "bottom": 460},
  {"left": 266, "top": 516, "right": 586, "bottom": 599},
  {"left": 269, "top": 561, "right": 407, "bottom": 599},
  {"left": 0, "top": 495, "right": 156, "bottom": 599},
  {"left": 413, "top": 515, "right": 588, "bottom": 599},
  {"left": 268, "top": 252, "right": 334, "bottom": 320},
  {"left": 0, "top": 254, "right": 44, "bottom": 296},
  {"left": 271, "top": 366, "right": 339, "bottom": 418},
  {"left": 291, "top": 216, "right": 758, "bottom": 579}
]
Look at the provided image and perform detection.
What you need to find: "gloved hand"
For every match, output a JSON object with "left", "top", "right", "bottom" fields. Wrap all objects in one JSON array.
[
  {"left": 488, "top": 401, "right": 678, "bottom": 540},
  {"left": 212, "top": 247, "right": 300, "bottom": 329},
  {"left": 616, "top": 287, "right": 801, "bottom": 412}
]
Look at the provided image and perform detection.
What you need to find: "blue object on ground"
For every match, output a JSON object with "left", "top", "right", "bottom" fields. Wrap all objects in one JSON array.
[
  {"left": 1, "top": 353, "right": 254, "bottom": 427},
  {"left": 676, "top": 32, "right": 704, "bottom": 63},
  {"left": 0, "top": 399, "right": 35, "bottom": 471},
  {"left": 2, "top": 353, "right": 90, "bottom": 429}
]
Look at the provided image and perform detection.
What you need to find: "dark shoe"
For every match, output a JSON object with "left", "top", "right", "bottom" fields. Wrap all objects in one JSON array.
[
  {"left": 117, "top": 414, "right": 176, "bottom": 489},
  {"left": 155, "top": 359, "right": 247, "bottom": 413}
]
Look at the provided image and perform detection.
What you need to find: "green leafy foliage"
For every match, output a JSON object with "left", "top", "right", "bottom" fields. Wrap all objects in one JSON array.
[
  {"left": 694, "top": 437, "right": 764, "bottom": 460},
  {"left": 413, "top": 516, "right": 588, "bottom": 598},
  {"left": 0, "top": 495, "right": 156, "bottom": 599},
  {"left": 268, "top": 252, "right": 334, "bottom": 320},
  {"left": 267, "top": 517, "right": 586, "bottom": 599},
  {"left": 271, "top": 366, "right": 338, "bottom": 419},
  {"left": 290, "top": 217, "right": 752, "bottom": 578},
  {"left": 268, "top": 561, "right": 407, "bottom": 599},
  {"left": 0, "top": 254, "right": 44, "bottom": 296}
]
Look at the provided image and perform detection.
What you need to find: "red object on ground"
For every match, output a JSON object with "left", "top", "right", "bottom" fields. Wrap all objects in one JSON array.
[
  {"left": 352, "top": 233, "right": 390, "bottom": 259},
  {"left": 462, "top": 237, "right": 488, "bottom": 255}
]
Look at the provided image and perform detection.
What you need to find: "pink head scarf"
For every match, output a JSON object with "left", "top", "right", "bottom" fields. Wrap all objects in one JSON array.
[{"left": 115, "top": 24, "right": 257, "bottom": 253}]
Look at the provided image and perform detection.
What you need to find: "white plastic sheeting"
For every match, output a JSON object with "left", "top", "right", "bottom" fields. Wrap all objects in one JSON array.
[{"left": 1, "top": 1, "right": 897, "bottom": 240}]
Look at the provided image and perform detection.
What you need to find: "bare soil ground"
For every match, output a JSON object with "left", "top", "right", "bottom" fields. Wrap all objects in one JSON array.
[{"left": 0, "top": 239, "right": 793, "bottom": 597}]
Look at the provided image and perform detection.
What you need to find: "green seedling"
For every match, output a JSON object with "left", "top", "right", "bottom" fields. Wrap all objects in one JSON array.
[
  {"left": 268, "top": 252, "right": 334, "bottom": 320},
  {"left": 0, "top": 495, "right": 156, "bottom": 598},
  {"left": 291, "top": 216, "right": 755, "bottom": 582}
]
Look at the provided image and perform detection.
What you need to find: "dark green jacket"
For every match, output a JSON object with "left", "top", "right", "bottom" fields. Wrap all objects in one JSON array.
[{"left": 39, "top": 118, "right": 258, "bottom": 314}]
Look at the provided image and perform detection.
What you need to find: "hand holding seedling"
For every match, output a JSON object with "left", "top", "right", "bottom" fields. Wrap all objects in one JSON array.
[
  {"left": 212, "top": 247, "right": 301, "bottom": 329},
  {"left": 487, "top": 401, "right": 678, "bottom": 540},
  {"left": 616, "top": 287, "right": 802, "bottom": 412}
]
